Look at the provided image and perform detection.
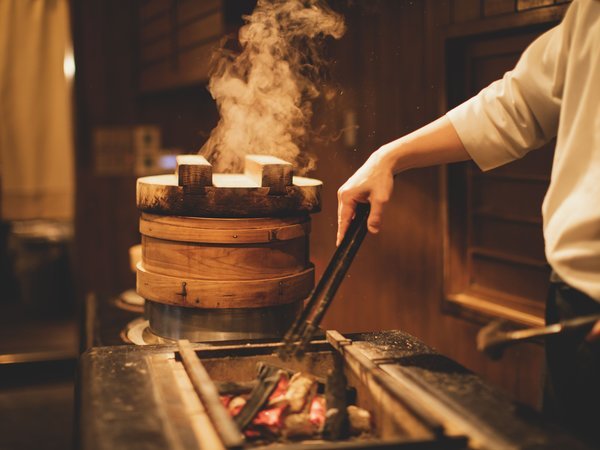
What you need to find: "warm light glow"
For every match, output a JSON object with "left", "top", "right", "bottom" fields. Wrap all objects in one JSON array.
[{"left": 63, "top": 46, "right": 75, "bottom": 80}]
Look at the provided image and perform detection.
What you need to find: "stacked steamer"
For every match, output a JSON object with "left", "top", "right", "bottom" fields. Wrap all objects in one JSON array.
[{"left": 136, "top": 155, "right": 322, "bottom": 341}]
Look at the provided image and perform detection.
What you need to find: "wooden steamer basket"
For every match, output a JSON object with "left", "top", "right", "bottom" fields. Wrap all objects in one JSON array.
[{"left": 136, "top": 155, "right": 322, "bottom": 341}]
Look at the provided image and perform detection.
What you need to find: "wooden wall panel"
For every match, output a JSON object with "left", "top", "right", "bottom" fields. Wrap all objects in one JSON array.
[
  {"left": 483, "top": 0, "right": 516, "bottom": 17},
  {"left": 138, "top": 0, "right": 223, "bottom": 92},
  {"left": 71, "top": 1, "right": 221, "bottom": 298},
  {"left": 472, "top": 176, "right": 548, "bottom": 219},
  {"left": 177, "top": 0, "right": 222, "bottom": 22},
  {"left": 140, "top": 37, "right": 171, "bottom": 64},
  {"left": 473, "top": 216, "right": 546, "bottom": 259},
  {"left": 444, "top": 28, "right": 554, "bottom": 325},
  {"left": 452, "top": 0, "right": 481, "bottom": 22},
  {"left": 71, "top": 1, "right": 140, "bottom": 297},
  {"left": 518, "top": 0, "right": 555, "bottom": 11},
  {"left": 139, "top": 0, "right": 170, "bottom": 22},
  {"left": 178, "top": 13, "right": 223, "bottom": 48},
  {"left": 470, "top": 255, "right": 549, "bottom": 301},
  {"left": 140, "top": 14, "right": 170, "bottom": 43}
]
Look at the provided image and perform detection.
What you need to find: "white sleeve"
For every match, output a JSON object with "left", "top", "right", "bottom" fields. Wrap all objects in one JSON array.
[{"left": 445, "top": 10, "right": 571, "bottom": 171}]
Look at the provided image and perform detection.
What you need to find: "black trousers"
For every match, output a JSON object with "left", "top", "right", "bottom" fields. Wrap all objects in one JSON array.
[{"left": 544, "top": 275, "right": 600, "bottom": 446}]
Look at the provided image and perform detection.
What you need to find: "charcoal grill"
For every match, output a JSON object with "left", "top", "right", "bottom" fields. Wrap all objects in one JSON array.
[{"left": 78, "top": 329, "right": 590, "bottom": 450}]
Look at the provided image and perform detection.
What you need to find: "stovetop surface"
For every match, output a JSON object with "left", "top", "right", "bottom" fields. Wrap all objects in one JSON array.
[{"left": 78, "top": 322, "right": 591, "bottom": 450}]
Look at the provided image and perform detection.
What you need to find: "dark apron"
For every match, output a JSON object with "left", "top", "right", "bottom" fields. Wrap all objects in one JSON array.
[{"left": 544, "top": 272, "right": 600, "bottom": 446}]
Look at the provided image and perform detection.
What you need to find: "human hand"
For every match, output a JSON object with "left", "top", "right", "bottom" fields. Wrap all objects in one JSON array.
[
  {"left": 586, "top": 320, "right": 600, "bottom": 342},
  {"left": 336, "top": 149, "right": 395, "bottom": 246}
]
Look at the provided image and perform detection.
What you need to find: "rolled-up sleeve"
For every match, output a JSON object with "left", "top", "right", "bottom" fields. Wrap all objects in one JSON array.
[{"left": 446, "top": 16, "right": 569, "bottom": 171}]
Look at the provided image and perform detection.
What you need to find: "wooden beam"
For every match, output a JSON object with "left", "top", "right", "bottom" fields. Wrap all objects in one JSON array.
[
  {"left": 177, "top": 154, "right": 212, "bottom": 193},
  {"left": 244, "top": 155, "right": 293, "bottom": 195},
  {"left": 177, "top": 340, "right": 244, "bottom": 449}
]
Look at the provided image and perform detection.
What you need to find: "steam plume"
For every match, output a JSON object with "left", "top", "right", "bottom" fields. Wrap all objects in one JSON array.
[{"left": 200, "top": 0, "right": 345, "bottom": 174}]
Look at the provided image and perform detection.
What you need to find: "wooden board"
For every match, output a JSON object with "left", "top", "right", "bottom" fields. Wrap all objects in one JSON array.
[
  {"left": 136, "top": 263, "right": 314, "bottom": 308},
  {"left": 244, "top": 155, "right": 293, "bottom": 195},
  {"left": 177, "top": 154, "right": 212, "bottom": 194}
]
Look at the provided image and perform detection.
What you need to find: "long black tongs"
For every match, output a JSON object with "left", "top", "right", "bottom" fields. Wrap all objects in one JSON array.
[{"left": 278, "top": 203, "right": 370, "bottom": 360}]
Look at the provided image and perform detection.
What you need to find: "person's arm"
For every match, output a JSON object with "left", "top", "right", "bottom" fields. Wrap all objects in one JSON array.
[
  {"left": 336, "top": 116, "right": 469, "bottom": 245},
  {"left": 337, "top": 5, "right": 572, "bottom": 245}
]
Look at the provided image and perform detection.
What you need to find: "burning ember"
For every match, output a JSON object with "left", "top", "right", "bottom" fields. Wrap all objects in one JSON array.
[{"left": 219, "top": 363, "right": 373, "bottom": 442}]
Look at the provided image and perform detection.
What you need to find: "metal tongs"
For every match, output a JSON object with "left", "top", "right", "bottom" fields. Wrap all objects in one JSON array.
[
  {"left": 477, "top": 314, "right": 600, "bottom": 360},
  {"left": 279, "top": 203, "right": 370, "bottom": 360}
]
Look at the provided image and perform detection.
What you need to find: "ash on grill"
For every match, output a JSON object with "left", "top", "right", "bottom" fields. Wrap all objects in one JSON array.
[{"left": 218, "top": 361, "right": 373, "bottom": 444}]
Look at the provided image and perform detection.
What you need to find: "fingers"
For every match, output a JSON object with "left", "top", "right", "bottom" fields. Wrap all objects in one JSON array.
[
  {"left": 335, "top": 186, "right": 356, "bottom": 247},
  {"left": 367, "top": 190, "right": 390, "bottom": 234},
  {"left": 337, "top": 195, "right": 388, "bottom": 246},
  {"left": 336, "top": 158, "right": 394, "bottom": 245},
  {"left": 337, "top": 188, "right": 356, "bottom": 246},
  {"left": 367, "top": 199, "right": 384, "bottom": 234},
  {"left": 585, "top": 320, "right": 600, "bottom": 342}
]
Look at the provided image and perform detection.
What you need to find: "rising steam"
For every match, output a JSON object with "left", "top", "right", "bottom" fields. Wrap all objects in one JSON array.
[{"left": 200, "top": 0, "right": 345, "bottom": 174}]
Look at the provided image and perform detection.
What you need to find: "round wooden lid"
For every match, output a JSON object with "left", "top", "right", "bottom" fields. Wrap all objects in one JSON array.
[{"left": 137, "top": 155, "right": 322, "bottom": 217}]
